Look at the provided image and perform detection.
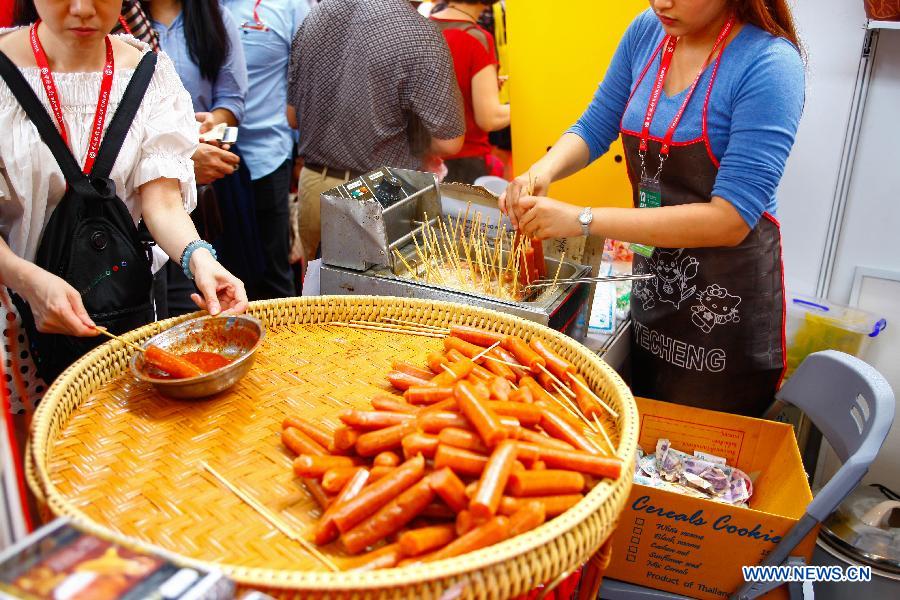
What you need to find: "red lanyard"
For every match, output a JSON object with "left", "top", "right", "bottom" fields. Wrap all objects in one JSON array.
[
  {"left": 639, "top": 17, "right": 735, "bottom": 156},
  {"left": 118, "top": 15, "right": 133, "bottom": 36},
  {"left": 30, "top": 20, "right": 115, "bottom": 175}
]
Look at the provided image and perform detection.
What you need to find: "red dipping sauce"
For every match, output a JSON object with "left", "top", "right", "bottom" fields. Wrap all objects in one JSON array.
[
  {"left": 181, "top": 351, "right": 232, "bottom": 372},
  {"left": 151, "top": 351, "right": 231, "bottom": 379}
]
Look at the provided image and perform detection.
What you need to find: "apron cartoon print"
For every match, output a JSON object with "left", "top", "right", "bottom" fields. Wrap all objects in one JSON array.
[{"left": 621, "top": 19, "right": 786, "bottom": 417}]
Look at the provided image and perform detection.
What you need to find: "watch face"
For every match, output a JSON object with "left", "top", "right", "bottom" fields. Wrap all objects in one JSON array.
[{"left": 579, "top": 209, "right": 592, "bottom": 225}]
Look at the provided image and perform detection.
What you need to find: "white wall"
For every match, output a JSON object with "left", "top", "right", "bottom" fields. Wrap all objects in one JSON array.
[
  {"left": 777, "top": 0, "right": 868, "bottom": 296},
  {"left": 828, "top": 31, "right": 900, "bottom": 304}
]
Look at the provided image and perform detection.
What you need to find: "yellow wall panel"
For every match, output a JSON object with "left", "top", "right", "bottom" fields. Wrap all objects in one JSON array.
[{"left": 507, "top": 0, "right": 646, "bottom": 208}]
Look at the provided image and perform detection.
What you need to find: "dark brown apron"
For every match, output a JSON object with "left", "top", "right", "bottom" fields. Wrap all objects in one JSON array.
[{"left": 621, "top": 33, "right": 786, "bottom": 417}]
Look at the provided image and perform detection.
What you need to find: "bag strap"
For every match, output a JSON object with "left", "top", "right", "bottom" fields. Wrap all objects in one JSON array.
[
  {"left": 0, "top": 50, "right": 84, "bottom": 185},
  {"left": 91, "top": 51, "right": 157, "bottom": 179}
]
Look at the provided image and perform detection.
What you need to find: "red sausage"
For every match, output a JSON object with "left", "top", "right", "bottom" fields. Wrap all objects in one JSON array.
[
  {"left": 470, "top": 440, "right": 518, "bottom": 519},
  {"left": 569, "top": 373, "right": 602, "bottom": 418},
  {"left": 373, "top": 451, "right": 401, "bottom": 467},
  {"left": 387, "top": 370, "right": 433, "bottom": 391},
  {"left": 487, "top": 401, "right": 542, "bottom": 426},
  {"left": 371, "top": 396, "right": 418, "bottom": 414},
  {"left": 449, "top": 325, "right": 505, "bottom": 347},
  {"left": 427, "top": 351, "right": 450, "bottom": 374},
  {"left": 444, "top": 336, "right": 489, "bottom": 360},
  {"left": 401, "top": 432, "right": 440, "bottom": 459},
  {"left": 428, "top": 356, "right": 476, "bottom": 387},
  {"left": 341, "top": 478, "right": 435, "bottom": 554},
  {"left": 144, "top": 345, "right": 203, "bottom": 378},
  {"left": 528, "top": 338, "right": 575, "bottom": 381},
  {"left": 428, "top": 467, "right": 469, "bottom": 513},
  {"left": 446, "top": 349, "right": 494, "bottom": 381},
  {"left": 282, "top": 416, "right": 334, "bottom": 449},
  {"left": 392, "top": 360, "right": 435, "bottom": 381},
  {"left": 417, "top": 411, "right": 471, "bottom": 434},
  {"left": 507, "top": 470, "right": 585, "bottom": 497},
  {"left": 507, "top": 500, "right": 547, "bottom": 537},
  {"left": 398, "top": 523, "right": 456, "bottom": 556},
  {"left": 501, "top": 336, "right": 545, "bottom": 371},
  {"left": 516, "top": 443, "right": 622, "bottom": 479},
  {"left": 349, "top": 542, "right": 402, "bottom": 571},
  {"left": 508, "top": 385, "right": 534, "bottom": 404},
  {"left": 516, "top": 427, "right": 575, "bottom": 451},
  {"left": 539, "top": 406, "right": 600, "bottom": 454},
  {"left": 455, "top": 380, "right": 507, "bottom": 447},
  {"left": 499, "top": 494, "right": 583, "bottom": 517},
  {"left": 322, "top": 466, "right": 363, "bottom": 494},
  {"left": 340, "top": 409, "right": 414, "bottom": 430},
  {"left": 494, "top": 346, "right": 529, "bottom": 380},
  {"left": 292, "top": 454, "right": 356, "bottom": 478},
  {"left": 438, "top": 427, "right": 489, "bottom": 454},
  {"left": 489, "top": 376, "right": 512, "bottom": 402},
  {"left": 330, "top": 455, "right": 426, "bottom": 533},
  {"left": 434, "top": 444, "right": 489, "bottom": 478},
  {"left": 314, "top": 468, "right": 370, "bottom": 545},
  {"left": 519, "top": 376, "right": 557, "bottom": 405},
  {"left": 422, "top": 502, "right": 457, "bottom": 520},
  {"left": 282, "top": 427, "right": 327, "bottom": 456},
  {"left": 330, "top": 426, "right": 360, "bottom": 454},
  {"left": 424, "top": 516, "right": 509, "bottom": 562},
  {"left": 404, "top": 386, "right": 455, "bottom": 405},
  {"left": 355, "top": 420, "right": 417, "bottom": 457},
  {"left": 304, "top": 478, "right": 333, "bottom": 511}
]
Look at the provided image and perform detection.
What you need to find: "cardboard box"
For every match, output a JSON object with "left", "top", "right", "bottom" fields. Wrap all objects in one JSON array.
[{"left": 606, "top": 397, "right": 817, "bottom": 599}]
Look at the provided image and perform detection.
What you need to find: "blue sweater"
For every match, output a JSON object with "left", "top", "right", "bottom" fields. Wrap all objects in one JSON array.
[{"left": 569, "top": 10, "right": 805, "bottom": 228}]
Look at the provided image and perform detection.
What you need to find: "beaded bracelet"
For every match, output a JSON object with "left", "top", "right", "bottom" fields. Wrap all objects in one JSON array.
[{"left": 180, "top": 240, "right": 217, "bottom": 281}]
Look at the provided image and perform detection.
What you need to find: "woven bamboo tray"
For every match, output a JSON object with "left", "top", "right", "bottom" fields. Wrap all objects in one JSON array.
[{"left": 28, "top": 296, "right": 637, "bottom": 599}]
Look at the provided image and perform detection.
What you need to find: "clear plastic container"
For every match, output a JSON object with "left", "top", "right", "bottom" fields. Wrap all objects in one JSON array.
[{"left": 784, "top": 293, "right": 887, "bottom": 378}]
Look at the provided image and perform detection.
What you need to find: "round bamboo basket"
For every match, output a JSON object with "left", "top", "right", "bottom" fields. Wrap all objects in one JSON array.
[{"left": 28, "top": 296, "right": 637, "bottom": 599}]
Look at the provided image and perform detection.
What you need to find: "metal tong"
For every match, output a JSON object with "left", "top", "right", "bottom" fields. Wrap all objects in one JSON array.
[{"left": 525, "top": 272, "right": 656, "bottom": 288}]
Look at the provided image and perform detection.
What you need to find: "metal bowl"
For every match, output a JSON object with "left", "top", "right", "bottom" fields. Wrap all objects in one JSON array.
[{"left": 130, "top": 315, "right": 265, "bottom": 399}]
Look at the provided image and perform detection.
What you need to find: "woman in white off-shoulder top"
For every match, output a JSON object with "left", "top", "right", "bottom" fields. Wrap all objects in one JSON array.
[{"left": 0, "top": 0, "right": 248, "bottom": 414}]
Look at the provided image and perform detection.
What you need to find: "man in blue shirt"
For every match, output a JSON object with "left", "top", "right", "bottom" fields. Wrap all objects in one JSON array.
[{"left": 224, "top": 0, "right": 309, "bottom": 299}]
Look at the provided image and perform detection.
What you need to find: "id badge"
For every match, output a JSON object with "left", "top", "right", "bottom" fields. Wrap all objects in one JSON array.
[{"left": 631, "top": 176, "right": 661, "bottom": 258}]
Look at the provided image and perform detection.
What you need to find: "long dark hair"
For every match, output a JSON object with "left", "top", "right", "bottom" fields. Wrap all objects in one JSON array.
[
  {"left": 12, "top": 0, "right": 37, "bottom": 26},
  {"left": 141, "top": 0, "right": 230, "bottom": 81},
  {"left": 734, "top": 0, "right": 801, "bottom": 51}
]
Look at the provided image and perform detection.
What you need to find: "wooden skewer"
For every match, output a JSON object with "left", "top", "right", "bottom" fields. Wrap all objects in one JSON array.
[
  {"left": 483, "top": 355, "right": 533, "bottom": 371},
  {"left": 382, "top": 318, "right": 449, "bottom": 333},
  {"left": 537, "top": 364, "right": 576, "bottom": 398},
  {"left": 348, "top": 319, "right": 441, "bottom": 335},
  {"left": 93, "top": 326, "right": 145, "bottom": 353},
  {"left": 551, "top": 251, "right": 566, "bottom": 289},
  {"left": 547, "top": 387, "right": 606, "bottom": 455},
  {"left": 471, "top": 340, "right": 501, "bottom": 362},
  {"left": 592, "top": 413, "right": 617, "bottom": 457},
  {"left": 332, "top": 322, "right": 445, "bottom": 338},
  {"left": 551, "top": 382, "right": 598, "bottom": 433},
  {"left": 201, "top": 461, "right": 339, "bottom": 572},
  {"left": 567, "top": 372, "right": 619, "bottom": 419},
  {"left": 392, "top": 249, "right": 418, "bottom": 281}
]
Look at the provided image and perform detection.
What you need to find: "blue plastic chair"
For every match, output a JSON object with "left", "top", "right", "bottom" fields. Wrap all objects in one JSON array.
[{"left": 599, "top": 350, "right": 895, "bottom": 600}]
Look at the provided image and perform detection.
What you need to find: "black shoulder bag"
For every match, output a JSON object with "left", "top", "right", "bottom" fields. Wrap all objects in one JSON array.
[{"left": 0, "top": 51, "right": 158, "bottom": 383}]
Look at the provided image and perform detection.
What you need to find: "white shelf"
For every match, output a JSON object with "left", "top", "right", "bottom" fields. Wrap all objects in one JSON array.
[{"left": 867, "top": 19, "right": 900, "bottom": 30}]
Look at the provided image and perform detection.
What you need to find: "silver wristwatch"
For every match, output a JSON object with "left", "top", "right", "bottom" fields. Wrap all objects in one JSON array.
[{"left": 578, "top": 207, "right": 594, "bottom": 236}]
